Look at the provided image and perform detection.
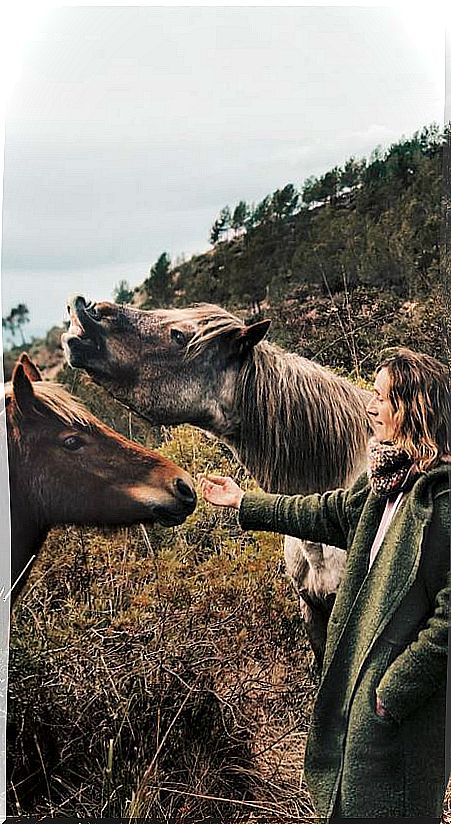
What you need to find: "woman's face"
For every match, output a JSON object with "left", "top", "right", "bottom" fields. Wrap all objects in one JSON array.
[{"left": 366, "top": 367, "right": 397, "bottom": 443}]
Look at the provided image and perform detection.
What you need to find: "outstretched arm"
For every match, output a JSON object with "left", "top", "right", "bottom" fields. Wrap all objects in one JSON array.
[
  {"left": 238, "top": 487, "right": 351, "bottom": 550},
  {"left": 198, "top": 474, "right": 351, "bottom": 550}
]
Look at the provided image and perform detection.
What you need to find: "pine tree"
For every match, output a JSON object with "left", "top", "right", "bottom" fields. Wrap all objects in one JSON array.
[
  {"left": 145, "top": 253, "right": 172, "bottom": 306},
  {"left": 3, "top": 303, "right": 30, "bottom": 345},
  {"left": 209, "top": 206, "right": 232, "bottom": 244},
  {"left": 252, "top": 196, "right": 272, "bottom": 225},
  {"left": 113, "top": 280, "right": 134, "bottom": 304},
  {"left": 271, "top": 184, "right": 299, "bottom": 219},
  {"left": 231, "top": 201, "right": 249, "bottom": 233}
]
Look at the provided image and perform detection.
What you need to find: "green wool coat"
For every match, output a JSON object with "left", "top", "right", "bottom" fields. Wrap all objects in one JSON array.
[{"left": 239, "top": 463, "right": 450, "bottom": 820}]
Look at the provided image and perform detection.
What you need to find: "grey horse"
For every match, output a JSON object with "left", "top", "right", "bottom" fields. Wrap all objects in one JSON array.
[{"left": 63, "top": 298, "right": 370, "bottom": 666}]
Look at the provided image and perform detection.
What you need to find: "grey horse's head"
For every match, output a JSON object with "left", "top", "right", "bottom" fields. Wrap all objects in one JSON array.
[{"left": 62, "top": 297, "right": 270, "bottom": 434}]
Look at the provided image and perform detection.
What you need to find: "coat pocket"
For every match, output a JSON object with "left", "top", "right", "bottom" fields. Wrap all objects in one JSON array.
[
  {"left": 373, "top": 638, "right": 408, "bottom": 724},
  {"left": 341, "top": 642, "right": 405, "bottom": 795},
  {"left": 373, "top": 690, "right": 400, "bottom": 727}
]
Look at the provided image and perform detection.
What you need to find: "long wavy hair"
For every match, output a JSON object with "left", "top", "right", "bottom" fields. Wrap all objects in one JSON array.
[{"left": 377, "top": 347, "right": 451, "bottom": 471}]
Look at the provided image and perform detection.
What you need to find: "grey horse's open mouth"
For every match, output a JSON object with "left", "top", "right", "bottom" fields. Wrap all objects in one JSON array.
[{"left": 62, "top": 296, "right": 105, "bottom": 367}]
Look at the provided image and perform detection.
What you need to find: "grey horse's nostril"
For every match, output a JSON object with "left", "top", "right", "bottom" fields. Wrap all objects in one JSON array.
[{"left": 175, "top": 478, "right": 196, "bottom": 504}]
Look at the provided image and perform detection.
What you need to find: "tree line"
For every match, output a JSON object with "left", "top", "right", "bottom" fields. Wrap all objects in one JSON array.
[
  {"left": 209, "top": 183, "right": 300, "bottom": 244},
  {"left": 208, "top": 124, "right": 442, "bottom": 244},
  {"left": 138, "top": 123, "right": 443, "bottom": 310}
]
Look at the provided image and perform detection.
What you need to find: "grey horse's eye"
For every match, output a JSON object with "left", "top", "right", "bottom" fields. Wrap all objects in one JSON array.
[{"left": 170, "top": 329, "right": 186, "bottom": 347}]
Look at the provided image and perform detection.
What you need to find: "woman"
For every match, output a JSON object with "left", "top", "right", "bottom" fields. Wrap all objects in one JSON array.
[{"left": 199, "top": 348, "right": 450, "bottom": 821}]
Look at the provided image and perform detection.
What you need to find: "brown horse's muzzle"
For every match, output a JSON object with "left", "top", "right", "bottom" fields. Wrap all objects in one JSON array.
[
  {"left": 117, "top": 464, "right": 197, "bottom": 527},
  {"left": 152, "top": 475, "right": 197, "bottom": 525}
]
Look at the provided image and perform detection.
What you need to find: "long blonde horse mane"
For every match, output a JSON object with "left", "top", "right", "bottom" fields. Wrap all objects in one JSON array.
[
  {"left": 181, "top": 304, "right": 245, "bottom": 359},
  {"left": 237, "top": 343, "right": 369, "bottom": 494}
]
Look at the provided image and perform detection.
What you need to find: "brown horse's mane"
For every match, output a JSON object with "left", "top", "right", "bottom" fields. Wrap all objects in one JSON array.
[
  {"left": 173, "top": 303, "right": 369, "bottom": 495},
  {"left": 6, "top": 380, "right": 94, "bottom": 429},
  {"left": 6, "top": 379, "right": 163, "bottom": 459}
]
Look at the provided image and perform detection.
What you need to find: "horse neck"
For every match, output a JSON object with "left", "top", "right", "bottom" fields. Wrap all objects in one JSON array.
[
  {"left": 230, "top": 343, "right": 369, "bottom": 495},
  {"left": 8, "top": 475, "right": 48, "bottom": 603}
]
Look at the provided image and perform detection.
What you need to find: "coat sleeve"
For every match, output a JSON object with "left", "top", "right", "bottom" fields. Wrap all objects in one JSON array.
[
  {"left": 376, "top": 496, "right": 450, "bottom": 723},
  {"left": 238, "top": 486, "right": 352, "bottom": 550}
]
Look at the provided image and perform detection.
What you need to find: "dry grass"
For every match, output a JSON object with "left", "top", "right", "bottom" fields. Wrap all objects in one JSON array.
[{"left": 8, "top": 425, "right": 318, "bottom": 820}]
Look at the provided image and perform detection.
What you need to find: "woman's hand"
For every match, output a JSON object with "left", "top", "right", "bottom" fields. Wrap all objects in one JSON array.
[{"left": 197, "top": 474, "right": 245, "bottom": 509}]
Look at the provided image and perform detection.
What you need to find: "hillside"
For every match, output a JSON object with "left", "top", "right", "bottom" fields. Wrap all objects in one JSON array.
[{"left": 135, "top": 124, "right": 447, "bottom": 376}]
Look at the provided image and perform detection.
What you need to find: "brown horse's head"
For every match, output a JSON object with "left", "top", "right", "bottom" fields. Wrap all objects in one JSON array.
[
  {"left": 62, "top": 296, "right": 270, "bottom": 434},
  {"left": 6, "top": 353, "right": 197, "bottom": 530},
  {"left": 6, "top": 352, "right": 197, "bottom": 602}
]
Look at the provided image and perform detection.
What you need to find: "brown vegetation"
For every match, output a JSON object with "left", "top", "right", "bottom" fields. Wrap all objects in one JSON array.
[{"left": 8, "top": 422, "right": 318, "bottom": 819}]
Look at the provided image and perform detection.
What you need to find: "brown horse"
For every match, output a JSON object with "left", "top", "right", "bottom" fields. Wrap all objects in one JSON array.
[
  {"left": 62, "top": 298, "right": 370, "bottom": 665},
  {"left": 5, "top": 353, "right": 196, "bottom": 605}
]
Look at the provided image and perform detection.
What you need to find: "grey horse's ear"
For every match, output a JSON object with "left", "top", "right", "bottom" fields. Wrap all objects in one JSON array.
[
  {"left": 18, "top": 352, "right": 42, "bottom": 382},
  {"left": 12, "top": 362, "right": 36, "bottom": 413},
  {"left": 237, "top": 319, "right": 271, "bottom": 353}
]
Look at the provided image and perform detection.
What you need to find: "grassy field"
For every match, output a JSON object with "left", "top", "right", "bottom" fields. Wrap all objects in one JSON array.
[
  {"left": 8, "top": 405, "right": 320, "bottom": 820},
  {"left": 7, "top": 372, "right": 451, "bottom": 820}
]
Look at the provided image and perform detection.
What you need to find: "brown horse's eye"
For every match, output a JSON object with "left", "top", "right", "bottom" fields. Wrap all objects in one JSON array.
[
  {"left": 170, "top": 329, "right": 186, "bottom": 347},
  {"left": 62, "top": 435, "right": 84, "bottom": 451}
]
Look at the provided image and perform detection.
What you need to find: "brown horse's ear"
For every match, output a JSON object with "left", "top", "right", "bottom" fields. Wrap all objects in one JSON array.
[
  {"left": 18, "top": 352, "right": 42, "bottom": 382},
  {"left": 236, "top": 319, "right": 271, "bottom": 354},
  {"left": 12, "top": 362, "right": 36, "bottom": 413}
]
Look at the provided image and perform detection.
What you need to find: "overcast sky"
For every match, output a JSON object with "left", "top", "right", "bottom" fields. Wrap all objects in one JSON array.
[{"left": 0, "top": 6, "right": 445, "bottom": 341}]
